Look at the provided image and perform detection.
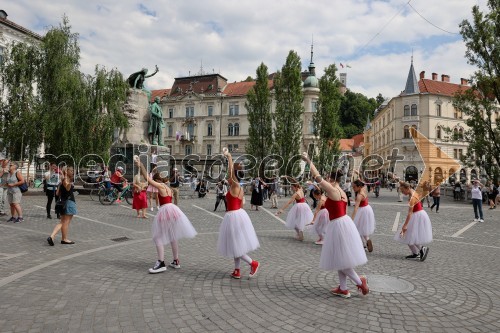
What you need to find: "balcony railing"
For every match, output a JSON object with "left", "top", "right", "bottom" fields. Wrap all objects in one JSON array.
[
  {"left": 180, "top": 135, "right": 196, "bottom": 143},
  {"left": 402, "top": 115, "right": 420, "bottom": 122}
]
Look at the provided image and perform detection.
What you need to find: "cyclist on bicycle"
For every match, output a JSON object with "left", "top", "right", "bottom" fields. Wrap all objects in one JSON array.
[{"left": 110, "top": 166, "right": 128, "bottom": 203}]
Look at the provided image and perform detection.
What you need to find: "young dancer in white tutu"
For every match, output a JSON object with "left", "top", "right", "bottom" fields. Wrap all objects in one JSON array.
[
  {"left": 351, "top": 180, "right": 376, "bottom": 252},
  {"left": 308, "top": 188, "right": 329, "bottom": 245},
  {"left": 217, "top": 149, "right": 260, "bottom": 279},
  {"left": 135, "top": 158, "right": 197, "bottom": 273},
  {"left": 302, "top": 154, "right": 369, "bottom": 298},
  {"left": 394, "top": 181, "right": 432, "bottom": 261},
  {"left": 276, "top": 180, "right": 314, "bottom": 241}
]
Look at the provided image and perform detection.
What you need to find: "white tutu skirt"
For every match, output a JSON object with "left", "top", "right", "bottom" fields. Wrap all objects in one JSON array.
[
  {"left": 309, "top": 209, "right": 329, "bottom": 237},
  {"left": 320, "top": 215, "right": 368, "bottom": 271},
  {"left": 217, "top": 209, "right": 260, "bottom": 258},
  {"left": 353, "top": 205, "right": 376, "bottom": 236},
  {"left": 394, "top": 210, "right": 433, "bottom": 245},
  {"left": 151, "top": 204, "right": 197, "bottom": 245},
  {"left": 285, "top": 202, "right": 314, "bottom": 231}
]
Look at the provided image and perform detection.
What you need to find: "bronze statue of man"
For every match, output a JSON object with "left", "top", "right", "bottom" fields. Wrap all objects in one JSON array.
[
  {"left": 148, "top": 96, "right": 165, "bottom": 145},
  {"left": 127, "top": 65, "right": 159, "bottom": 90}
]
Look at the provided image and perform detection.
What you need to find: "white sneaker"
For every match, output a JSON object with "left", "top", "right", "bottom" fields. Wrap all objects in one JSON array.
[
  {"left": 150, "top": 207, "right": 154, "bottom": 212},
  {"left": 479, "top": 219, "right": 484, "bottom": 223},
  {"left": 473, "top": 218, "right": 479, "bottom": 222}
]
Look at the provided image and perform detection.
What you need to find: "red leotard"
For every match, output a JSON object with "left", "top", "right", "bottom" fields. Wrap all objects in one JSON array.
[
  {"left": 158, "top": 194, "right": 172, "bottom": 205},
  {"left": 226, "top": 191, "right": 242, "bottom": 211},
  {"left": 324, "top": 197, "right": 347, "bottom": 220},
  {"left": 412, "top": 201, "right": 423, "bottom": 212},
  {"left": 295, "top": 197, "right": 306, "bottom": 203},
  {"left": 359, "top": 195, "right": 369, "bottom": 207}
]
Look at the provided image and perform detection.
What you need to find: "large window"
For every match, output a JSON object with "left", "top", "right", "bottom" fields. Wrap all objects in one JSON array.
[
  {"left": 207, "top": 123, "right": 213, "bottom": 136},
  {"left": 404, "top": 105, "right": 410, "bottom": 116},
  {"left": 185, "top": 145, "right": 192, "bottom": 155},
  {"left": 403, "top": 125, "right": 410, "bottom": 139},
  {"left": 311, "top": 101, "right": 318, "bottom": 112},
  {"left": 436, "top": 126, "right": 441, "bottom": 139},
  {"left": 410, "top": 104, "right": 417, "bottom": 116},
  {"left": 207, "top": 144, "right": 212, "bottom": 156},
  {"left": 187, "top": 123, "right": 195, "bottom": 137},
  {"left": 167, "top": 124, "right": 173, "bottom": 137},
  {"left": 228, "top": 123, "right": 234, "bottom": 136},
  {"left": 208, "top": 105, "right": 213, "bottom": 117},
  {"left": 168, "top": 108, "right": 174, "bottom": 118},
  {"left": 309, "top": 120, "right": 315, "bottom": 134},
  {"left": 228, "top": 144, "right": 239, "bottom": 152},
  {"left": 234, "top": 123, "right": 240, "bottom": 136},
  {"left": 0, "top": 46, "right": 3, "bottom": 65},
  {"left": 436, "top": 103, "right": 441, "bottom": 117},
  {"left": 185, "top": 106, "right": 194, "bottom": 117},
  {"left": 229, "top": 104, "right": 239, "bottom": 116}
]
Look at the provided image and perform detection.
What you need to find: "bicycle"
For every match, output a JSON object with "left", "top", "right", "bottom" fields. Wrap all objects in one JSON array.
[
  {"left": 89, "top": 182, "right": 108, "bottom": 201},
  {"left": 98, "top": 183, "right": 133, "bottom": 205}
]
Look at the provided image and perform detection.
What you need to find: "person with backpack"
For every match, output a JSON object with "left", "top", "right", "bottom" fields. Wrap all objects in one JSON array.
[{"left": 6, "top": 162, "right": 24, "bottom": 223}]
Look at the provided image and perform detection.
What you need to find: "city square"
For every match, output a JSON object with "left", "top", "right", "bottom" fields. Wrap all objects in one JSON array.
[{"left": 0, "top": 189, "right": 499, "bottom": 332}]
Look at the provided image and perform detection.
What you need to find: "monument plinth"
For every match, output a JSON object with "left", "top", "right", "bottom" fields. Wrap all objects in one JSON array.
[{"left": 118, "top": 89, "right": 150, "bottom": 144}]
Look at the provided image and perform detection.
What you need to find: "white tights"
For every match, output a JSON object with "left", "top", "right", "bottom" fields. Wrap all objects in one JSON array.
[
  {"left": 408, "top": 244, "right": 421, "bottom": 254},
  {"left": 154, "top": 238, "right": 179, "bottom": 262},
  {"left": 234, "top": 254, "right": 252, "bottom": 269},
  {"left": 338, "top": 268, "right": 362, "bottom": 290}
]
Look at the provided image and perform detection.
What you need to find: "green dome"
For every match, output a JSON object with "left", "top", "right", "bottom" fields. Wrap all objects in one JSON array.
[{"left": 304, "top": 74, "right": 319, "bottom": 88}]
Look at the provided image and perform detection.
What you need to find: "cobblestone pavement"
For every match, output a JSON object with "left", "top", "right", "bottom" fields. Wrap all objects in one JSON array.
[{"left": 0, "top": 188, "right": 499, "bottom": 333}]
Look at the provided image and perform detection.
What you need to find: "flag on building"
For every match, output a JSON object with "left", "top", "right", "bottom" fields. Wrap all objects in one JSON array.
[
  {"left": 346, "top": 64, "right": 352, "bottom": 68},
  {"left": 176, "top": 131, "right": 181, "bottom": 141},
  {"left": 339, "top": 63, "right": 344, "bottom": 68}
]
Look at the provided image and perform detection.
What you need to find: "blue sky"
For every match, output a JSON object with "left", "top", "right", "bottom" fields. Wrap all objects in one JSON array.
[{"left": 4, "top": 0, "right": 488, "bottom": 98}]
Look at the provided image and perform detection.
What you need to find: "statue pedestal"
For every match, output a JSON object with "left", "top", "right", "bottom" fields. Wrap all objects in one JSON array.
[{"left": 118, "top": 89, "right": 150, "bottom": 144}]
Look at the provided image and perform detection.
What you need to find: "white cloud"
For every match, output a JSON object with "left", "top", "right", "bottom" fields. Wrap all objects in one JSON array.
[{"left": 4, "top": 0, "right": 489, "bottom": 98}]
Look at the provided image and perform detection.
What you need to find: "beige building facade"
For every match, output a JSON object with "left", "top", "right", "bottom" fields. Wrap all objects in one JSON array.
[{"left": 365, "top": 60, "right": 483, "bottom": 185}]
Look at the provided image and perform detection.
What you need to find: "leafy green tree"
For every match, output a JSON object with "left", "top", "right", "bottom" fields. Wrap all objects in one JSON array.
[
  {"left": 313, "top": 64, "right": 344, "bottom": 173},
  {"left": 245, "top": 62, "right": 272, "bottom": 173},
  {"left": 454, "top": 0, "right": 500, "bottom": 180},
  {"left": 0, "top": 41, "right": 43, "bottom": 164},
  {"left": 273, "top": 50, "right": 304, "bottom": 176},
  {"left": 37, "top": 16, "right": 128, "bottom": 161},
  {"left": 339, "top": 90, "right": 379, "bottom": 138}
]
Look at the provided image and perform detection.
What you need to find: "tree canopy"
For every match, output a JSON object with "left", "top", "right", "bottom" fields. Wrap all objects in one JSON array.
[{"left": 454, "top": 0, "right": 500, "bottom": 180}]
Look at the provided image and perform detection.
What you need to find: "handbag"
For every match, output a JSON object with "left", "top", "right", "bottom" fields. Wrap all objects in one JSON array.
[
  {"left": 16, "top": 172, "right": 28, "bottom": 193},
  {"left": 55, "top": 199, "right": 67, "bottom": 215}
]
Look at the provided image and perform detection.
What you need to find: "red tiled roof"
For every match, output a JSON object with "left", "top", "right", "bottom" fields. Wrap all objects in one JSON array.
[
  {"left": 339, "top": 139, "right": 354, "bottom": 152},
  {"left": 418, "top": 79, "right": 470, "bottom": 97},
  {"left": 169, "top": 74, "right": 226, "bottom": 97},
  {"left": 223, "top": 80, "right": 273, "bottom": 97},
  {"left": 0, "top": 16, "right": 43, "bottom": 40},
  {"left": 150, "top": 89, "right": 171, "bottom": 102},
  {"left": 351, "top": 133, "right": 364, "bottom": 147}
]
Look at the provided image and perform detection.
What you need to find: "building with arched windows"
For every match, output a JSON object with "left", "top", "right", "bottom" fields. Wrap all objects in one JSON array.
[
  {"left": 364, "top": 59, "right": 483, "bottom": 185},
  {"left": 149, "top": 45, "right": 345, "bottom": 175}
]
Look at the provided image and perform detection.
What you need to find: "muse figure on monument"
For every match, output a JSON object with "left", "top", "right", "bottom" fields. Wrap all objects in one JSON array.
[{"left": 148, "top": 96, "right": 165, "bottom": 145}]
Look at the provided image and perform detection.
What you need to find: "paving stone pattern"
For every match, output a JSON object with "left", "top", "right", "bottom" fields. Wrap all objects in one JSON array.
[{"left": 0, "top": 189, "right": 499, "bottom": 332}]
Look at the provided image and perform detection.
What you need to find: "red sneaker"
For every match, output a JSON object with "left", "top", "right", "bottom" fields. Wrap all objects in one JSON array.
[
  {"left": 249, "top": 260, "right": 260, "bottom": 278},
  {"left": 331, "top": 286, "right": 351, "bottom": 298},
  {"left": 231, "top": 269, "right": 241, "bottom": 279},
  {"left": 357, "top": 275, "right": 370, "bottom": 295}
]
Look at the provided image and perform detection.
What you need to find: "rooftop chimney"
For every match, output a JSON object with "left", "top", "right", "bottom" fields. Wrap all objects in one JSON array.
[
  {"left": 460, "top": 78, "right": 468, "bottom": 86},
  {"left": 441, "top": 74, "right": 450, "bottom": 82},
  {"left": 419, "top": 71, "right": 425, "bottom": 79},
  {"left": 432, "top": 73, "right": 438, "bottom": 80}
]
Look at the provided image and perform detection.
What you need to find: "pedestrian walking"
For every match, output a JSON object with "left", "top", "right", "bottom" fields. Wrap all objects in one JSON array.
[
  {"left": 169, "top": 167, "right": 181, "bottom": 205},
  {"left": 488, "top": 182, "right": 498, "bottom": 209},
  {"left": 6, "top": 162, "right": 24, "bottom": 223},
  {"left": 471, "top": 180, "right": 484, "bottom": 222},
  {"left": 47, "top": 166, "right": 77, "bottom": 245},
  {"left": 269, "top": 176, "right": 278, "bottom": 208},
  {"left": 351, "top": 180, "right": 376, "bottom": 253},
  {"left": 135, "top": 158, "right": 197, "bottom": 273},
  {"left": 301, "top": 154, "right": 369, "bottom": 299},
  {"left": 217, "top": 149, "right": 260, "bottom": 280},
  {"left": 44, "top": 163, "right": 61, "bottom": 219},
  {"left": 250, "top": 177, "right": 264, "bottom": 211},
  {"left": 0, "top": 155, "right": 9, "bottom": 216},
  {"left": 308, "top": 189, "right": 329, "bottom": 245},
  {"left": 430, "top": 183, "right": 440, "bottom": 213},
  {"left": 276, "top": 180, "right": 314, "bottom": 241},
  {"left": 394, "top": 181, "right": 432, "bottom": 261}
]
